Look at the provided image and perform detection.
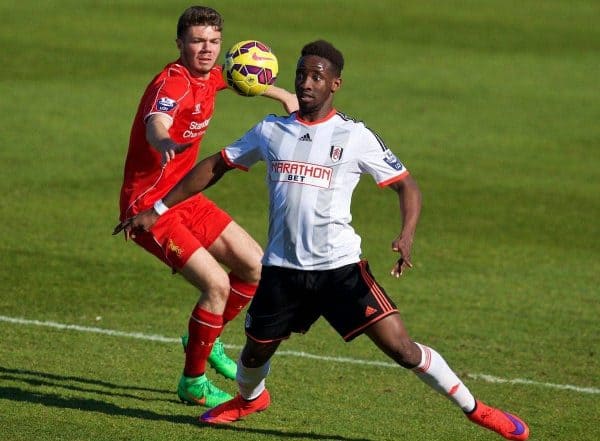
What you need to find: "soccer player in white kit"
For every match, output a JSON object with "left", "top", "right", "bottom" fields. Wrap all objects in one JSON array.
[{"left": 116, "top": 40, "right": 529, "bottom": 440}]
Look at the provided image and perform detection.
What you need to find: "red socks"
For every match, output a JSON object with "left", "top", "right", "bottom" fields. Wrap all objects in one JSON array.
[
  {"left": 183, "top": 274, "right": 257, "bottom": 378},
  {"left": 223, "top": 273, "right": 258, "bottom": 324},
  {"left": 184, "top": 306, "right": 223, "bottom": 377}
]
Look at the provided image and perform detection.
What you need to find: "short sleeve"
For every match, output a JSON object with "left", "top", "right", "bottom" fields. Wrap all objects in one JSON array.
[
  {"left": 142, "top": 74, "right": 188, "bottom": 122},
  {"left": 357, "top": 126, "right": 409, "bottom": 187},
  {"left": 222, "top": 122, "right": 265, "bottom": 170}
]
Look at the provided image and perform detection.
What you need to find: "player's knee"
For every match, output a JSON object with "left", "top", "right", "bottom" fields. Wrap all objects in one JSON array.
[
  {"left": 241, "top": 353, "right": 268, "bottom": 368},
  {"left": 246, "top": 260, "right": 262, "bottom": 285},
  {"left": 241, "top": 340, "right": 277, "bottom": 367},
  {"left": 247, "top": 241, "right": 264, "bottom": 279},
  {"left": 235, "top": 255, "right": 262, "bottom": 285},
  {"left": 201, "top": 275, "right": 231, "bottom": 304},
  {"left": 392, "top": 337, "right": 421, "bottom": 369}
]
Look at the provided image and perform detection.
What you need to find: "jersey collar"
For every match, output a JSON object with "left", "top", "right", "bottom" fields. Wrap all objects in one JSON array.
[{"left": 295, "top": 108, "right": 337, "bottom": 126}]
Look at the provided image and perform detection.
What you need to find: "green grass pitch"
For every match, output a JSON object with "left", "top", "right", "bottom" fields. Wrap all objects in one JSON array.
[{"left": 1, "top": 1, "right": 598, "bottom": 440}]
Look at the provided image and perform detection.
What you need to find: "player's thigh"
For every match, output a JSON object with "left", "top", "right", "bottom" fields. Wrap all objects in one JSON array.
[
  {"left": 322, "top": 261, "right": 399, "bottom": 341},
  {"left": 245, "top": 267, "right": 320, "bottom": 342},
  {"left": 208, "top": 221, "right": 263, "bottom": 282},
  {"left": 365, "top": 313, "right": 412, "bottom": 349}
]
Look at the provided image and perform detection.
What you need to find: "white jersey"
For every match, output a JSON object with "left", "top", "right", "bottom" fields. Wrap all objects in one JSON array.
[{"left": 223, "top": 109, "right": 409, "bottom": 270}]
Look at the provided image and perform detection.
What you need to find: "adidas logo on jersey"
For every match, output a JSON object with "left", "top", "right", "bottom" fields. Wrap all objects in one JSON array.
[{"left": 298, "top": 133, "right": 312, "bottom": 142}]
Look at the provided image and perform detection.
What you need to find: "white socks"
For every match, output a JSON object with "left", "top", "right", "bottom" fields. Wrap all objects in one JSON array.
[
  {"left": 236, "top": 359, "right": 270, "bottom": 400},
  {"left": 412, "top": 342, "right": 476, "bottom": 412},
  {"left": 235, "top": 343, "right": 476, "bottom": 411}
]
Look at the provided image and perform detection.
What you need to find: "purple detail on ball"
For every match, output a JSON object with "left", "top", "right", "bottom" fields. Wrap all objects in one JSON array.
[
  {"left": 264, "top": 69, "right": 273, "bottom": 83},
  {"left": 246, "top": 65, "right": 262, "bottom": 75},
  {"left": 256, "top": 42, "right": 270, "bottom": 52},
  {"left": 232, "top": 64, "right": 246, "bottom": 75}
]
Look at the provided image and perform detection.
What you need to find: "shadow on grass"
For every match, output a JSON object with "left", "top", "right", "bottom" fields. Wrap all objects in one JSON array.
[
  {"left": 0, "top": 366, "right": 172, "bottom": 393},
  {"left": 202, "top": 423, "right": 376, "bottom": 441},
  {"left": 0, "top": 366, "right": 375, "bottom": 441},
  {"left": 0, "top": 365, "right": 177, "bottom": 403}
]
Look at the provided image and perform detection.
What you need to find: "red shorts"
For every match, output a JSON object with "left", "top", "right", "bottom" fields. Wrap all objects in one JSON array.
[{"left": 133, "top": 194, "right": 232, "bottom": 270}]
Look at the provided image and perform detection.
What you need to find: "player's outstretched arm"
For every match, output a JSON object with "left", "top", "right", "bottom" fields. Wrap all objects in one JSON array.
[
  {"left": 112, "top": 152, "right": 233, "bottom": 240},
  {"left": 163, "top": 152, "right": 232, "bottom": 208},
  {"left": 262, "top": 85, "right": 299, "bottom": 113},
  {"left": 146, "top": 114, "right": 193, "bottom": 165},
  {"left": 388, "top": 175, "right": 422, "bottom": 277}
]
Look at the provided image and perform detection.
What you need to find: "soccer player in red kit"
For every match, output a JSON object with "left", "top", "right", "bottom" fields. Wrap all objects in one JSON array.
[{"left": 117, "top": 6, "right": 297, "bottom": 407}]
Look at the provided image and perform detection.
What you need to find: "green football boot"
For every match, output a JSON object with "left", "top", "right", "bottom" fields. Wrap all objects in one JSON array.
[
  {"left": 181, "top": 334, "right": 238, "bottom": 380},
  {"left": 177, "top": 374, "right": 232, "bottom": 407}
]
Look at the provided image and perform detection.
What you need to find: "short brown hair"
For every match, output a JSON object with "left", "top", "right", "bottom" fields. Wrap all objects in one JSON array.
[{"left": 177, "top": 6, "right": 223, "bottom": 38}]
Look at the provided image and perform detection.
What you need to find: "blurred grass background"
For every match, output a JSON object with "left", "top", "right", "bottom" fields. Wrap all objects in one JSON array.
[{"left": 1, "top": 1, "right": 598, "bottom": 440}]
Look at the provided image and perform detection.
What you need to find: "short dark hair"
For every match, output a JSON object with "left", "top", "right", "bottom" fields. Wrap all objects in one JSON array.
[
  {"left": 301, "top": 40, "right": 344, "bottom": 76},
  {"left": 177, "top": 6, "right": 223, "bottom": 38}
]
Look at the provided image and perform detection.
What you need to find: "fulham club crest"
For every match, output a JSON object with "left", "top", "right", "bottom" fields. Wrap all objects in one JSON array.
[{"left": 330, "top": 145, "right": 343, "bottom": 162}]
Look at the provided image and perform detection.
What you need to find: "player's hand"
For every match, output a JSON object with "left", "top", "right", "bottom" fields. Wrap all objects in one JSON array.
[
  {"left": 390, "top": 235, "right": 414, "bottom": 278},
  {"left": 112, "top": 209, "right": 159, "bottom": 241},
  {"left": 160, "top": 141, "right": 193, "bottom": 166},
  {"left": 112, "top": 218, "right": 134, "bottom": 241}
]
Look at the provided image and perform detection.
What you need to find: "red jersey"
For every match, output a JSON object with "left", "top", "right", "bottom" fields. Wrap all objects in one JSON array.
[{"left": 119, "top": 61, "right": 227, "bottom": 220}]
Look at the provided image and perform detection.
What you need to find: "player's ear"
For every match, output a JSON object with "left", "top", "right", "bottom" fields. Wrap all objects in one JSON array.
[
  {"left": 176, "top": 38, "right": 183, "bottom": 51},
  {"left": 331, "top": 77, "right": 342, "bottom": 93}
]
